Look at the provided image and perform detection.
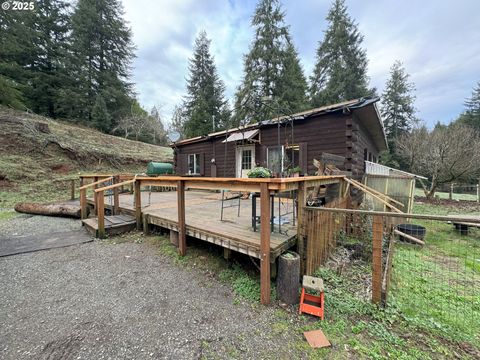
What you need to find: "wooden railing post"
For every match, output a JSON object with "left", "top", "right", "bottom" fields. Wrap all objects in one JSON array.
[
  {"left": 80, "top": 188, "right": 87, "bottom": 219},
  {"left": 177, "top": 180, "right": 186, "bottom": 256},
  {"left": 297, "top": 181, "right": 307, "bottom": 275},
  {"left": 97, "top": 190, "right": 105, "bottom": 239},
  {"left": 372, "top": 215, "right": 383, "bottom": 304},
  {"left": 260, "top": 183, "right": 271, "bottom": 305},
  {"left": 134, "top": 179, "right": 142, "bottom": 230},
  {"left": 113, "top": 175, "right": 119, "bottom": 215},
  {"left": 93, "top": 176, "right": 99, "bottom": 215}
]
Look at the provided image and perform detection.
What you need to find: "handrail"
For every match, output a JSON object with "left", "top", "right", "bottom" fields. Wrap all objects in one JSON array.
[
  {"left": 305, "top": 206, "right": 480, "bottom": 223},
  {"left": 94, "top": 179, "right": 135, "bottom": 193},
  {"left": 79, "top": 176, "right": 113, "bottom": 190}
]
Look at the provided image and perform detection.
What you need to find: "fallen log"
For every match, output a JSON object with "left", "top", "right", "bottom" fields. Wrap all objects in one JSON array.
[{"left": 14, "top": 202, "right": 83, "bottom": 218}]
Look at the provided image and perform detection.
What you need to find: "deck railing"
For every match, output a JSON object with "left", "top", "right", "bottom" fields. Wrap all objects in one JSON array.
[{"left": 89, "top": 175, "right": 346, "bottom": 305}]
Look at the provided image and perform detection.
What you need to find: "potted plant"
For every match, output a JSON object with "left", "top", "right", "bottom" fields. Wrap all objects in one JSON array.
[
  {"left": 247, "top": 167, "right": 273, "bottom": 178},
  {"left": 287, "top": 166, "right": 302, "bottom": 178}
]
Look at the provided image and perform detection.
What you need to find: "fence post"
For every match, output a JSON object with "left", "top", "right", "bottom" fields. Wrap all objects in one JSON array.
[
  {"left": 97, "top": 190, "right": 105, "bottom": 239},
  {"left": 297, "top": 181, "right": 307, "bottom": 275},
  {"left": 80, "top": 188, "right": 87, "bottom": 219},
  {"left": 260, "top": 182, "right": 271, "bottom": 305},
  {"left": 372, "top": 215, "right": 383, "bottom": 304},
  {"left": 177, "top": 180, "right": 186, "bottom": 256},
  {"left": 93, "top": 176, "right": 99, "bottom": 215},
  {"left": 134, "top": 180, "right": 142, "bottom": 230},
  {"left": 113, "top": 176, "right": 119, "bottom": 215}
]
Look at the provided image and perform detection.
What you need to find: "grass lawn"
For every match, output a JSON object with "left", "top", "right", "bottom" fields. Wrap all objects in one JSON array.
[
  {"left": 108, "top": 199, "right": 479, "bottom": 359},
  {"left": 414, "top": 187, "right": 479, "bottom": 202}
]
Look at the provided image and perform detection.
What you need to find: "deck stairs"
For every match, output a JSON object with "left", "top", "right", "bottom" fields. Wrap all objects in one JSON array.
[{"left": 82, "top": 214, "right": 136, "bottom": 238}]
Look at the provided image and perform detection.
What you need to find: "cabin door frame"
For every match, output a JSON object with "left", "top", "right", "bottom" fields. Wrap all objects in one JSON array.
[{"left": 235, "top": 144, "right": 255, "bottom": 178}]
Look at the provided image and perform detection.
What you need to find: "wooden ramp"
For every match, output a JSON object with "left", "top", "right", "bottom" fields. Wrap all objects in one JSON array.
[{"left": 82, "top": 214, "right": 136, "bottom": 238}]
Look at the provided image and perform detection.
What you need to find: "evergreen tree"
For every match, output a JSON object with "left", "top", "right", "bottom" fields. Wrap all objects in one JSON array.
[
  {"left": 381, "top": 61, "right": 417, "bottom": 140},
  {"left": 61, "top": 0, "right": 135, "bottom": 131},
  {"left": 457, "top": 81, "right": 480, "bottom": 131},
  {"left": 0, "top": 1, "right": 70, "bottom": 115},
  {"left": 0, "top": 75, "right": 24, "bottom": 109},
  {"left": 91, "top": 94, "right": 111, "bottom": 132},
  {"left": 233, "top": 0, "right": 307, "bottom": 125},
  {"left": 182, "top": 31, "right": 230, "bottom": 138},
  {"left": 0, "top": 7, "right": 36, "bottom": 110},
  {"left": 276, "top": 42, "right": 308, "bottom": 113},
  {"left": 380, "top": 60, "right": 417, "bottom": 168},
  {"left": 26, "top": 0, "right": 70, "bottom": 117},
  {"left": 310, "top": 0, "right": 373, "bottom": 107}
]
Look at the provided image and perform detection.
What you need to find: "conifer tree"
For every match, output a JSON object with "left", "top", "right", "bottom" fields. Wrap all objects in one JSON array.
[
  {"left": 182, "top": 31, "right": 230, "bottom": 138},
  {"left": 91, "top": 94, "right": 111, "bottom": 132},
  {"left": 457, "top": 81, "right": 480, "bottom": 131},
  {"left": 381, "top": 61, "right": 417, "bottom": 140},
  {"left": 277, "top": 42, "right": 308, "bottom": 113},
  {"left": 26, "top": 0, "right": 70, "bottom": 117},
  {"left": 0, "top": 7, "right": 36, "bottom": 109},
  {"left": 233, "top": 0, "right": 307, "bottom": 125},
  {"left": 61, "top": 0, "right": 135, "bottom": 131},
  {"left": 0, "top": 1, "right": 70, "bottom": 115},
  {"left": 380, "top": 60, "right": 417, "bottom": 168},
  {"left": 310, "top": 0, "right": 373, "bottom": 107}
]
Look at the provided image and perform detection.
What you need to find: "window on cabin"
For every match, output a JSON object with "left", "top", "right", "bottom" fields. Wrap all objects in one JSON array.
[
  {"left": 241, "top": 149, "right": 252, "bottom": 170},
  {"left": 267, "top": 146, "right": 284, "bottom": 175},
  {"left": 188, "top": 154, "right": 200, "bottom": 175},
  {"left": 284, "top": 144, "right": 300, "bottom": 170}
]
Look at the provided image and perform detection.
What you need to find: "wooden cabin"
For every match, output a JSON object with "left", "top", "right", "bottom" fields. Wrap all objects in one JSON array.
[{"left": 171, "top": 98, "right": 387, "bottom": 178}]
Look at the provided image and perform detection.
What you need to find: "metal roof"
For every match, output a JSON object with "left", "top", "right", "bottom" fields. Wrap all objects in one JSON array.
[{"left": 221, "top": 129, "right": 259, "bottom": 143}]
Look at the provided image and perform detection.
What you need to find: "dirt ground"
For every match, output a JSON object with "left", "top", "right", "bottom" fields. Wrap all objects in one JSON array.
[
  {"left": 414, "top": 195, "right": 480, "bottom": 212},
  {"left": 0, "top": 217, "right": 299, "bottom": 360}
]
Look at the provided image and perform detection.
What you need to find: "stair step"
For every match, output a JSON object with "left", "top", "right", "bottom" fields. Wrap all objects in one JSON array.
[{"left": 82, "top": 215, "right": 136, "bottom": 238}]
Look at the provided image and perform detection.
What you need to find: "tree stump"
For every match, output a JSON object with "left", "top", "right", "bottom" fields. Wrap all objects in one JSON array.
[{"left": 276, "top": 251, "right": 300, "bottom": 305}]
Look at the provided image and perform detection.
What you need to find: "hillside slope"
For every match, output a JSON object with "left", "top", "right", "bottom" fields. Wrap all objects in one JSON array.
[{"left": 0, "top": 108, "right": 172, "bottom": 208}]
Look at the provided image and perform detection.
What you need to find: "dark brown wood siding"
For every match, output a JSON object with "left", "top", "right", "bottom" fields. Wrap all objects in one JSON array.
[
  {"left": 174, "top": 140, "right": 213, "bottom": 176},
  {"left": 257, "top": 114, "right": 348, "bottom": 175},
  {"left": 348, "top": 114, "right": 381, "bottom": 178},
  {"left": 173, "top": 111, "right": 383, "bottom": 178}
]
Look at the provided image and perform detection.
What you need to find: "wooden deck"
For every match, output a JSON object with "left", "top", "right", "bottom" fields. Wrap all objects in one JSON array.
[{"left": 87, "top": 190, "right": 297, "bottom": 261}]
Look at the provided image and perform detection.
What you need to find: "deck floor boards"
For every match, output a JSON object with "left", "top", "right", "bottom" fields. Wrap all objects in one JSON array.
[{"left": 88, "top": 190, "right": 297, "bottom": 257}]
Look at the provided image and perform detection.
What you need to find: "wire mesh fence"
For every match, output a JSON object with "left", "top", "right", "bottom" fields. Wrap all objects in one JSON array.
[{"left": 302, "top": 207, "right": 480, "bottom": 341}]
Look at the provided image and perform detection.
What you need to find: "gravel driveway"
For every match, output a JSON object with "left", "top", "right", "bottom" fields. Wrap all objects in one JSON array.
[{"left": 0, "top": 216, "right": 300, "bottom": 359}]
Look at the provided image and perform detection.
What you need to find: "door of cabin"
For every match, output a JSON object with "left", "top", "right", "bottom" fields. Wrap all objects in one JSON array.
[{"left": 235, "top": 145, "right": 255, "bottom": 178}]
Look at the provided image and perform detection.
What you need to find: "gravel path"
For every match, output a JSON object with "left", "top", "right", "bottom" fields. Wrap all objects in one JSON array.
[{"left": 0, "top": 216, "right": 300, "bottom": 359}]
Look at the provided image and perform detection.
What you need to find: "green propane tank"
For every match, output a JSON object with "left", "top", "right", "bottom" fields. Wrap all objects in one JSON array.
[{"left": 146, "top": 162, "right": 174, "bottom": 176}]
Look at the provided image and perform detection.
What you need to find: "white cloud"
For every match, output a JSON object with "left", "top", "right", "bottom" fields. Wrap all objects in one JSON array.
[{"left": 121, "top": 0, "right": 480, "bottom": 127}]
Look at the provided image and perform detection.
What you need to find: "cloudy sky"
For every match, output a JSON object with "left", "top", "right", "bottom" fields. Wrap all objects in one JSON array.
[{"left": 121, "top": 0, "right": 480, "bottom": 127}]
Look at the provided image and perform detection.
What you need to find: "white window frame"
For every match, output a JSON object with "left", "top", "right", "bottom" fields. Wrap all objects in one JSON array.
[{"left": 187, "top": 153, "right": 200, "bottom": 175}]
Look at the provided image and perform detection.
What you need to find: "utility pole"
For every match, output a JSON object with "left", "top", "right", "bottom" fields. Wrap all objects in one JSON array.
[{"left": 212, "top": 115, "right": 215, "bottom": 132}]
